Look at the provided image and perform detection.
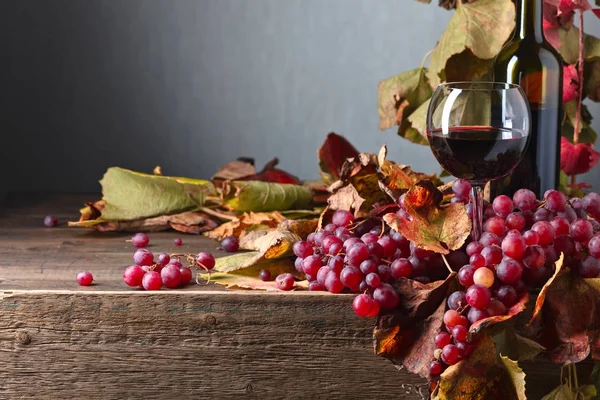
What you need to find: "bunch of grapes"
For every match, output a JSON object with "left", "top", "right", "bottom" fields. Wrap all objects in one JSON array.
[{"left": 289, "top": 180, "right": 600, "bottom": 378}]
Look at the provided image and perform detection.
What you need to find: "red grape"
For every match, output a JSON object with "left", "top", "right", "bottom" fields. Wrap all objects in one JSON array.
[
  {"left": 142, "top": 271, "right": 162, "bottom": 290},
  {"left": 466, "top": 284, "right": 491, "bottom": 309},
  {"left": 390, "top": 258, "right": 413, "bottom": 279},
  {"left": 302, "top": 255, "right": 323, "bottom": 276},
  {"left": 583, "top": 192, "right": 600, "bottom": 219},
  {"left": 451, "top": 325, "right": 467, "bottom": 342},
  {"left": 505, "top": 212, "right": 526, "bottom": 232},
  {"left": 367, "top": 242, "right": 385, "bottom": 259},
  {"left": 588, "top": 234, "right": 600, "bottom": 258},
  {"left": 359, "top": 260, "right": 377, "bottom": 275},
  {"left": 161, "top": 264, "right": 183, "bottom": 289},
  {"left": 486, "top": 298, "right": 507, "bottom": 316},
  {"left": 522, "top": 245, "right": 545, "bottom": 269},
  {"left": 434, "top": 332, "right": 451, "bottom": 348},
  {"left": 352, "top": 294, "right": 374, "bottom": 317},
  {"left": 259, "top": 269, "right": 272, "bottom": 281},
  {"left": 531, "top": 221, "right": 555, "bottom": 246},
  {"left": 377, "top": 236, "right": 397, "bottom": 258},
  {"left": 157, "top": 252, "right": 170, "bottom": 266},
  {"left": 123, "top": 265, "right": 145, "bottom": 287},
  {"left": 196, "top": 252, "right": 216, "bottom": 270},
  {"left": 173, "top": 237, "right": 183, "bottom": 246},
  {"left": 441, "top": 344, "right": 460, "bottom": 365},
  {"left": 324, "top": 271, "right": 345, "bottom": 293},
  {"left": 411, "top": 244, "right": 434, "bottom": 259},
  {"left": 293, "top": 241, "right": 313, "bottom": 258},
  {"left": 133, "top": 248, "right": 154, "bottom": 266},
  {"left": 429, "top": 361, "right": 443, "bottom": 376},
  {"left": 76, "top": 271, "right": 93, "bottom": 286},
  {"left": 44, "top": 215, "right": 58, "bottom": 227},
  {"left": 553, "top": 234, "right": 576, "bottom": 256},
  {"left": 523, "top": 230, "right": 540, "bottom": 246},
  {"left": 577, "top": 256, "right": 600, "bottom": 278},
  {"left": 346, "top": 243, "right": 370, "bottom": 266},
  {"left": 458, "top": 264, "right": 476, "bottom": 287},
  {"left": 343, "top": 237, "right": 362, "bottom": 250},
  {"left": 275, "top": 273, "right": 295, "bottom": 291},
  {"left": 324, "top": 223, "right": 337, "bottom": 232},
  {"left": 501, "top": 234, "right": 526, "bottom": 259},
  {"left": 328, "top": 256, "right": 344, "bottom": 273},
  {"left": 308, "top": 281, "right": 325, "bottom": 291},
  {"left": 452, "top": 179, "right": 472, "bottom": 197},
  {"left": 469, "top": 253, "right": 486, "bottom": 269},
  {"left": 316, "top": 266, "right": 332, "bottom": 285},
  {"left": 447, "top": 291, "right": 467, "bottom": 310},
  {"left": 481, "top": 245, "right": 503, "bottom": 267},
  {"left": 340, "top": 266, "right": 363, "bottom": 290},
  {"left": 550, "top": 217, "right": 570, "bottom": 236},
  {"left": 314, "top": 231, "right": 331, "bottom": 246},
  {"left": 373, "top": 283, "right": 399, "bottom": 309},
  {"left": 570, "top": 218, "right": 594, "bottom": 243},
  {"left": 466, "top": 241, "right": 484, "bottom": 256},
  {"left": 496, "top": 258, "right": 523, "bottom": 285},
  {"left": 496, "top": 285, "right": 518, "bottom": 307},
  {"left": 467, "top": 307, "right": 490, "bottom": 324},
  {"left": 485, "top": 216, "right": 507, "bottom": 236},
  {"left": 377, "top": 264, "right": 392, "bottom": 283},
  {"left": 479, "top": 232, "right": 501, "bottom": 247},
  {"left": 366, "top": 301, "right": 381, "bottom": 317},
  {"left": 456, "top": 341, "right": 475, "bottom": 358},
  {"left": 492, "top": 195, "right": 514, "bottom": 218},
  {"left": 361, "top": 233, "right": 379, "bottom": 245},
  {"left": 443, "top": 310, "right": 462, "bottom": 327},
  {"left": 332, "top": 210, "right": 354, "bottom": 227},
  {"left": 131, "top": 232, "right": 149, "bottom": 248},
  {"left": 513, "top": 189, "right": 537, "bottom": 211},
  {"left": 180, "top": 267, "right": 193, "bottom": 286},
  {"left": 365, "top": 272, "right": 381, "bottom": 288},
  {"left": 544, "top": 190, "right": 567, "bottom": 212}
]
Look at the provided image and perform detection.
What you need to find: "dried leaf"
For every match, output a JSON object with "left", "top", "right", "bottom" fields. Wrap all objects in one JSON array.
[
  {"left": 327, "top": 185, "right": 366, "bottom": 216},
  {"left": 586, "top": 61, "right": 600, "bottom": 102},
  {"left": 383, "top": 181, "right": 471, "bottom": 254},
  {"left": 212, "top": 160, "right": 256, "bottom": 182},
  {"left": 205, "top": 211, "right": 286, "bottom": 241},
  {"left": 435, "top": 335, "right": 526, "bottom": 400},
  {"left": 317, "top": 132, "right": 359, "bottom": 179},
  {"left": 210, "top": 263, "right": 308, "bottom": 291},
  {"left": 377, "top": 68, "right": 433, "bottom": 131},
  {"left": 541, "top": 382, "right": 597, "bottom": 400},
  {"left": 492, "top": 327, "right": 546, "bottom": 362},
  {"left": 238, "top": 229, "right": 300, "bottom": 259},
  {"left": 469, "top": 292, "right": 530, "bottom": 337},
  {"left": 398, "top": 98, "right": 430, "bottom": 145},
  {"left": 221, "top": 181, "right": 312, "bottom": 212},
  {"left": 427, "top": 0, "right": 516, "bottom": 86},
  {"left": 277, "top": 219, "right": 318, "bottom": 240},
  {"left": 441, "top": 49, "right": 494, "bottom": 85},
  {"left": 338, "top": 153, "right": 379, "bottom": 182},
  {"left": 97, "top": 167, "right": 215, "bottom": 221},
  {"left": 557, "top": 26, "right": 600, "bottom": 64},
  {"left": 530, "top": 253, "right": 565, "bottom": 324},
  {"left": 378, "top": 145, "right": 415, "bottom": 191},
  {"left": 393, "top": 273, "right": 457, "bottom": 319},
  {"left": 562, "top": 100, "right": 597, "bottom": 144}
]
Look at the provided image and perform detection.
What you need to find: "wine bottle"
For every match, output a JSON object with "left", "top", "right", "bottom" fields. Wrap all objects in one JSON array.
[{"left": 492, "top": 0, "right": 563, "bottom": 199}]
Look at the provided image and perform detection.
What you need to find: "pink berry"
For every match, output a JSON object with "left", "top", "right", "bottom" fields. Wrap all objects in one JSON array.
[
  {"left": 76, "top": 271, "right": 93, "bottom": 286},
  {"left": 142, "top": 271, "right": 162, "bottom": 290}
]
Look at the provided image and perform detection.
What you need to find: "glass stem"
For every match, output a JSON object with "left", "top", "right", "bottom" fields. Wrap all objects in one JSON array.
[{"left": 471, "top": 185, "right": 484, "bottom": 241}]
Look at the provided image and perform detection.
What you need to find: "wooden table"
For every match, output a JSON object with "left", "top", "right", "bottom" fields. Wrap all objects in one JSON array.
[{"left": 0, "top": 194, "right": 592, "bottom": 399}]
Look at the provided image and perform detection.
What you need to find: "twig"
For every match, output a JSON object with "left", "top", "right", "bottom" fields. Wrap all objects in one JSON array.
[
  {"left": 419, "top": 49, "right": 434, "bottom": 71},
  {"left": 571, "top": 10, "right": 585, "bottom": 188},
  {"left": 200, "top": 207, "right": 237, "bottom": 221},
  {"left": 441, "top": 254, "right": 454, "bottom": 274}
]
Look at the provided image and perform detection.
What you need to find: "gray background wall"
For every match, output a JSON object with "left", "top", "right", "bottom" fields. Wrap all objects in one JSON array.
[{"left": 1, "top": 0, "right": 599, "bottom": 203}]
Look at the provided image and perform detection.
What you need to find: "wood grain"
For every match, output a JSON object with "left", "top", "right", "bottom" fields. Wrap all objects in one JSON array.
[{"left": 0, "top": 194, "right": 594, "bottom": 399}]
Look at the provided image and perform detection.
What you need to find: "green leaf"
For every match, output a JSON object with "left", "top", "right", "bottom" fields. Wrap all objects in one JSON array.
[
  {"left": 378, "top": 68, "right": 433, "bottom": 131},
  {"left": 398, "top": 97, "right": 430, "bottom": 145},
  {"left": 492, "top": 326, "right": 545, "bottom": 361},
  {"left": 541, "top": 383, "right": 577, "bottom": 400},
  {"left": 557, "top": 27, "right": 600, "bottom": 65},
  {"left": 99, "top": 167, "right": 214, "bottom": 220},
  {"left": 562, "top": 101, "right": 597, "bottom": 144},
  {"left": 437, "top": 49, "right": 494, "bottom": 88},
  {"left": 499, "top": 355, "right": 527, "bottom": 400},
  {"left": 221, "top": 181, "right": 313, "bottom": 212},
  {"left": 427, "top": 0, "right": 516, "bottom": 86},
  {"left": 585, "top": 61, "right": 600, "bottom": 102}
]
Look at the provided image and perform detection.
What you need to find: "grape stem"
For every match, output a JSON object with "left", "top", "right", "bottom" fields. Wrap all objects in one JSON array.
[
  {"left": 571, "top": 9, "right": 585, "bottom": 188},
  {"left": 440, "top": 254, "right": 454, "bottom": 274},
  {"left": 200, "top": 207, "right": 237, "bottom": 221}
]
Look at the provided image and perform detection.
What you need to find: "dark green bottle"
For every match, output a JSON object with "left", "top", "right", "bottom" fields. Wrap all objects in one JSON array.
[{"left": 492, "top": 0, "right": 563, "bottom": 199}]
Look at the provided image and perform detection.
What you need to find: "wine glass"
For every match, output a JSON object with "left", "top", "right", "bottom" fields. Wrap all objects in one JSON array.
[{"left": 426, "top": 82, "right": 531, "bottom": 241}]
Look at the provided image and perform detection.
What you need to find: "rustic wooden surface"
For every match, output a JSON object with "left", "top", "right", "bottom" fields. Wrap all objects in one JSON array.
[{"left": 0, "top": 193, "right": 594, "bottom": 399}]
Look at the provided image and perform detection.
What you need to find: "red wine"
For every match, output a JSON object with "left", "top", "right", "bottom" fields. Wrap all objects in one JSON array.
[
  {"left": 428, "top": 126, "right": 529, "bottom": 185},
  {"left": 492, "top": 0, "right": 563, "bottom": 198}
]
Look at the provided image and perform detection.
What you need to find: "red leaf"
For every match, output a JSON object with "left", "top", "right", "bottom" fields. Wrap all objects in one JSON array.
[
  {"left": 560, "top": 137, "right": 600, "bottom": 175},
  {"left": 317, "top": 132, "right": 359, "bottom": 179},
  {"left": 563, "top": 64, "right": 580, "bottom": 103},
  {"left": 393, "top": 273, "right": 457, "bottom": 319},
  {"left": 469, "top": 292, "right": 530, "bottom": 338},
  {"left": 593, "top": 8, "right": 600, "bottom": 17},
  {"left": 249, "top": 158, "right": 302, "bottom": 185}
]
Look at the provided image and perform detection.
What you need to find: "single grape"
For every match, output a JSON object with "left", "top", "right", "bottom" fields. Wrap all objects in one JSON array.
[
  {"left": 322, "top": 235, "right": 343, "bottom": 254},
  {"left": 275, "top": 273, "right": 295, "bottom": 291},
  {"left": 328, "top": 242, "right": 343, "bottom": 256},
  {"left": 313, "top": 231, "right": 331, "bottom": 246},
  {"left": 523, "top": 230, "right": 540, "bottom": 246},
  {"left": 142, "top": 271, "right": 162, "bottom": 290},
  {"left": 441, "top": 344, "right": 460, "bottom": 365},
  {"left": 332, "top": 210, "right": 354, "bottom": 227},
  {"left": 410, "top": 243, "right": 434, "bottom": 259},
  {"left": 544, "top": 246, "right": 559, "bottom": 264},
  {"left": 570, "top": 218, "right": 594, "bottom": 243},
  {"left": 479, "top": 232, "right": 501, "bottom": 247},
  {"left": 293, "top": 241, "right": 313, "bottom": 258},
  {"left": 173, "top": 237, "right": 183, "bottom": 246},
  {"left": 167, "top": 259, "right": 183, "bottom": 269},
  {"left": 123, "top": 265, "right": 145, "bottom": 287},
  {"left": 367, "top": 242, "right": 385, "bottom": 259},
  {"left": 157, "top": 252, "right": 170, "bottom": 266},
  {"left": 553, "top": 234, "right": 576, "bottom": 256},
  {"left": 373, "top": 283, "right": 400, "bottom": 309},
  {"left": 131, "top": 232, "right": 149, "bottom": 248},
  {"left": 361, "top": 233, "right": 379, "bottom": 245},
  {"left": 550, "top": 216, "right": 570, "bottom": 236},
  {"left": 43, "top": 215, "right": 58, "bottom": 227},
  {"left": 302, "top": 255, "right": 323, "bottom": 276},
  {"left": 445, "top": 250, "right": 470, "bottom": 271},
  {"left": 340, "top": 266, "right": 363, "bottom": 291},
  {"left": 533, "top": 208, "right": 552, "bottom": 223},
  {"left": 429, "top": 361, "right": 443, "bottom": 376},
  {"left": 377, "top": 264, "right": 392, "bottom": 283},
  {"left": 306, "top": 232, "right": 316, "bottom": 244},
  {"left": 335, "top": 226, "right": 350, "bottom": 238},
  {"left": 391, "top": 232, "right": 411, "bottom": 257},
  {"left": 327, "top": 256, "right": 343, "bottom": 273},
  {"left": 352, "top": 294, "right": 374, "bottom": 317},
  {"left": 583, "top": 192, "right": 600, "bottom": 219},
  {"left": 308, "top": 281, "right": 325, "bottom": 291},
  {"left": 324, "top": 271, "right": 345, "bottom": 293},
  {"left": 452, "top": 179, "right": 472, "bottom": 198},
  {"left": 557, "top": 206, "right": 578, "bottom": 223},
  {"left": 451, "top": 325, "right": 467, "bottom": 342},
  {"left": 315, "top": 267, "right": 331, "bottom": 286},
  {"left": 447, "top": 291, "right": 467, "bottom": 310},
  {"left": 294, "top": 257, "right": 304, "bottom": 272},
  {"left": 358, "top": 280, "right": 369, "bottom": 292},
  {"left": 473, "top": 267, "right": 494, "bottom": 288},
  {"left": 481, "top": 246, "right": 503, "bottom": 267},
  {"left": 469, "top": 253, "right": 486, "bottom": 269},
  {"left": 577, "top": 256, "right": 600, "bottom": 278},
  {"left": 467, "top": 307, "right": 490, "bottom": 324},
  {"left": 377, "top": 236, "right": 397, "bottom": 258},
  {"left": 588, "top": 235, "right": 600, "bottom": 258},
  {"left": 483, "top": 205, "right": 497, "bottom": 220},
  {"left": 365, "top": 272, "right": 381, "bottom": 288},
  {"left": 133, "top": 248, "right": 154, "bottom": 266},
  {"left": 443, "top": 310, "right": 462, "bottom": 327},
  {"left": 466, "top": 284, "right": 491, "bottom": 309},
  {"left": 513, "top": 189, "right": 537, "bottom": 211},
  {"left": 531, "top": 221, "right": 555, "bottom": 246},
  {"left": 390, "top": 258, "right": 413, "bottom": 279},
  {"left": 544, "top": 189, "right": 567, "bottom": 212},
  {"left": 486, "top": 298, "right": 507, "bottom": 316},
  {"left": 76, "top": 271, "right": 93, "bottom": 286},
  {"left": 259, "top": 269, "right": 272, "bottom": 281},
  {"left": 161, "top": 264, "right": 183, "bottom": 289},
  {"left": 456, "top": 341, "right": 475, "bottom": 358},
  {"left": 343, "top": 237, "right": 362, "bottom": 251},
  {"left": 196, "top": 252, "right": 216, "bottom": 270},
  {"left": 359, "top": 259, "right": 377, "bottom": 275},
  {"left": 346, "top": 243, "right": 370, "bottom": 266},
  {"left": 434, "top": 332, "right": 451, "bottom": 348},
  {"left": 501, "top": 234, "right": 526, "bottom": 259},
  {"left": 522, "top": 245, "right": 546, "bottom": 269},
  {"left": 466, "top": 241, "right": 484, "bottom": 256},
  {"left": 180, "top": 267, "right": 193, "bottom": 286},
  {"left": 458, "top": 265, "right": 476, "bottom": 287},
  {"left": 496, "top": 258, "right": 523, "bottom": 285},
  {"left": 366, "top": 301, "right": 381, "bottom": 317},
  {"left": 492, "top": 195, "right": 514, "bottom": 218},
  {"left": 324, "top": 223, "right": 337, "bottom": 232},
  {"left": 505, "top": 212, "right": 526, "bottom": 232}
]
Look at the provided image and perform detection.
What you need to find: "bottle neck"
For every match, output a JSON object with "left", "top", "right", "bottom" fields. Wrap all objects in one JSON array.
[{"left": 515, "top": 0, "right": 545, "bottom": 43}]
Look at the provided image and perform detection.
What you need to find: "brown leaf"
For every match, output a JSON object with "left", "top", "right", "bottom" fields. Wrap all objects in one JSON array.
[
  {"left": 539, "top": 274, "right": 600, "bottom": 363},
  {"left": 277, "top": 219, "right": 318, "bottom": 240},
  {"left": 383, "top": 181, "right": 471, "bottom": 254},
  {"left": 529, "top": 254, "right": 565, "bottom": 324},
  {"left": 327, "top": 185, "right": 366, "bottom": 216},
  {"left": 469, "top": 292, "right": 529, "bottom": 338},
  {"left": 375, "top": 300, "right": 446, "bottom": 379},
  {"left": 317, "top": 132, "right": 360, "bottom": 180},
  {"left": 205, "top": 211, "right": 286, "bottom": 241},
  {"left": 212, "top": 160, "right": 256, "bottom": 183},
  {"left": 338, "top": 153, "right": 379, "bottom": 183},
  {"left": 393, "top": 273, "right": 457, "bottom": 319},
  {"left": 209, "top": 271, "right": 308, "bottom": 291},
  {"left": 435, "top": 335, "right": 526, "bottom": 400}
]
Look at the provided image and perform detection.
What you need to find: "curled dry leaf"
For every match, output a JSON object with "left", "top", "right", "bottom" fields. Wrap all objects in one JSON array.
[
  {"left": 392, "top": 273, "right": 457, "bottom": 319},
  {"left": 491, "top": 326, "right": 546, "bottom": 362},
  {"left": 276, "top": 219, "right": 318, "bottom": 240},
  {"left": 529, "top": 253, "right": 565, "bottom": 324},
  {"left": 327, "top": 185, "right": 366, "bottom": 216},
  {"left": 212, "top": 159, "right": 256, "bottom": 183},
  {"left": 317, "top": 132, "right": 360, "bottom": 180},
  {"left": 205, "top": 211, "right": 286, "bottom": 241},
  {"left": 434, "top": 335, "right": 526, "bottom": 400},
  {"left": 469, "top": 292, "right": 530, "bottom": 338},
  {"left": 384, "top": 181, "right": 471, "bottom": 254}
]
